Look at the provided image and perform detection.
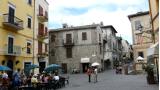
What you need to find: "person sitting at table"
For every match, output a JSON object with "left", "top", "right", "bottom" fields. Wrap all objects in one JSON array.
[
  {"left": 53, "top": 72, "right": 59, "bottom": 81},
  {"left": 31, "top": 74, "right": 38, "bottom": 88}
]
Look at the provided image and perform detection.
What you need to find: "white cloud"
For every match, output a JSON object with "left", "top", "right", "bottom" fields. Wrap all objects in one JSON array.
[{"left": 47, "top": 0, "right": 149, "bottom": 44}]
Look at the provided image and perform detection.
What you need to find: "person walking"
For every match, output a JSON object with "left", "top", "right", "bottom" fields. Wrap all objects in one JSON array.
[
  {"left": 93, "top": 67, "right": 98, "bottom": 83},
  {"left": 87, "top": 67, "right": 92, "bottom": 83}
]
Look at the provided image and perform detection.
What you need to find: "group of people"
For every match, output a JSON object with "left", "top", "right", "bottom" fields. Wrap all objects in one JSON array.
[
  {"left": 0, "top": 69, "right": 61, "bottom": 90},
  {"left": 86, "top": 67, "right": 98, "bottom": 83}
]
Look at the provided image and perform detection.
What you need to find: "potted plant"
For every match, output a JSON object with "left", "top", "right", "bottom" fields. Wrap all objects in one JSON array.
[{"left": 144, "top": 64, "right": 155, "bottom": 84}]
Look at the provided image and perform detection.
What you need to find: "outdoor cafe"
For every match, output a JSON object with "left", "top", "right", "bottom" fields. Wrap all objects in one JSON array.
[{"left": 0, "top": 64, "right": 69, "bottom": 90}]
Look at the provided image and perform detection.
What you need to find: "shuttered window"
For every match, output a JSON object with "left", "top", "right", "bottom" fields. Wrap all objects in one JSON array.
[
  {"left": 38, "top": 41, "right": 42, "bottom": 54},
  {"left": 66, "top": 47, "right": 72, "bottom": 58},
  {"left": 38, "top": 23, "right": 44, "bottom": 35},
  {"left": 39, "top": 5, "right": 43, "bottom": 16},
  {"left": 27, "top": 17, "right": 32, "bottom": 28},
  {"left": 82, "top": 32, "right": 87, "bottom": 40}
]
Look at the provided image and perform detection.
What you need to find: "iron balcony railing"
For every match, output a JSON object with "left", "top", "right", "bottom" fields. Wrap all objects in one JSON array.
[
  {"left": 4, "top": 45, "right": 21, "bottom": 56},
  {"left": 63, "top": 38, "right": 74, "bottom": 46},
  {"left": 3, "top": 14, "right": 24, "bottom": 30},
  {"left": 37, "top": 13, "right": 48, "bottom": 22}
]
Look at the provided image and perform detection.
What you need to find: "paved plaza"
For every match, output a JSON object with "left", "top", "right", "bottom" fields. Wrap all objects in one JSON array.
[{"left": 60, "top": 70, "right": 158, "bottom": 90}]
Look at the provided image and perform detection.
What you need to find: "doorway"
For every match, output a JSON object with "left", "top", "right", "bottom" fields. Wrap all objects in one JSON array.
[
  {"left": 82, "top": 63, "right": 89, "bottom": 73},
  {"left": 7, "top": 60, "right": 13, "bottom": 79},
  {"left": 39, "top": 62, "right": 46, "bottom": 73},
  {"left": 61, "top": 63, "right": 67, "bottom": 74}
]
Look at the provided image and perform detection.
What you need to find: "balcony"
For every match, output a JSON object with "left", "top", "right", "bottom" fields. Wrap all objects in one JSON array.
[
  {"left": 37, "top": 34, "right": 48, "bottom": 39},
  {"left": 37, "top": 52, "right": 48, "bottom": 57},
  {"left": 63, "top": 38, "right": 74, "bottom": 47},
  {"left": 4, "top": 45, "right": 21, "bottom": 56},
  {"left": 3, "top": 14, "right": 23, "bottom": 30},
  {"left": 37, "top": 14, "right": 48, "bottom": 22}
]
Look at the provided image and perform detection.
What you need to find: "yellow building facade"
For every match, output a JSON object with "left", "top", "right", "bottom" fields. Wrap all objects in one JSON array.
[{"left": 0, "top": 0, "right": 34, "bottom": 76}]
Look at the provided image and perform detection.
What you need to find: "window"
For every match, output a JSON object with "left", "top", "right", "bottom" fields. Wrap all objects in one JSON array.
[
  {"left": 45, "top": 11, "right": 48, "bottom": 18},
  {"left": 135, "top": 20, "right": 142, "bottom": 30},
  {"left": 39, "top": 5, "right": 43, "bottom": 16},
  {"left": 66, "top": 34, "right": 72, "bottom": 44},
  {"left": 45, "top": 44, "right": 48, "bottom": 52},
  {"left": 45, "top": 27, "right": 48, "bottom": 35},
  {"left": 99, "top": 34, "right": 101, "bottom": 42},
  {"left": 138, "top": 51, "right": 144, "bottom": 58},
  {"left": 8, "top": 36, "right": 14, "bottom": 54},
  {"left": 66, "top": 48, "right": 72, "bottom": 58},
  {"left": 51, "top": 35, "right": 56, "bottom": 42},
  {"left": 82, "top": 32, "right": 87, "bottom": 40},
  {"left": 27, "top": 0, "right": 32, "bottom": 5},
  {"left": 27, "top": 16, "right": 32, "bottom": 28},
  {"left": 8, "top": 5, "right": 15, "bottom": 24},
  {"left": 27, "top": 42, "right": 31, "bottom": 54},
  {"left": 38, "top": 23, "right": 44, "bottom": 35},
  {"left": 38, "top": 41, "right": 42, "bottom": 54}
]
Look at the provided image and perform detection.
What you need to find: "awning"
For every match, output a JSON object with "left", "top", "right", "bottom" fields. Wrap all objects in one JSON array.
[
  {"left": 147, "top": 42, "right": 159, "bottom": 56},
  {"left": 81, "top": 58, "right": 90, "bottom": 63}
]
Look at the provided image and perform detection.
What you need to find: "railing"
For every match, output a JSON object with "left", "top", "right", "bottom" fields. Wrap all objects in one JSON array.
[
  {"left": 4, "top": 45, "right": 21, "bottom": 56},
  {"left": 37, "top": 13, "right": 48, "bottom": 22},
  {"left": 3, "top": 14, "right": 23, "bottom": 30},
  {"left": 63, "top": 38, "right": 74, "bottom": 46}
]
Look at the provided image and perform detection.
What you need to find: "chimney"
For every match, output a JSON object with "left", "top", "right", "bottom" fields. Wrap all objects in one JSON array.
[
  {"left": 100, "top": 21, "right": 103, "bottom": 25},
  {"left": 62, "top": 23, "right": 68, "bottom": 28}
]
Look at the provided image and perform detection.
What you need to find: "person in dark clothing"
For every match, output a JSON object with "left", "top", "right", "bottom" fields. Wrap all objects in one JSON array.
[{"left": 87, "top": 67, "right": 92, "bottom": 82}]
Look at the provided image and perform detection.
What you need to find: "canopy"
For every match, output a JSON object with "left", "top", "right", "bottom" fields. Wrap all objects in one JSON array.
[
  {"left": 136, "top": 56, "right": 144, "bottom": 61},
  {"left": 0, "top": 65, "right": 12, "bottom": 71},
  {"left": 81, "top": 58, "right": 90, "bottom": 63},
  {"left": 28, "top": 64, "right": 39, "bottom": 69},
  {"left": 91, "top": 62, "right": 100, "bottom": 66},
  {"left": 44, "top": 64, "right": 61, "bottom": 73}
]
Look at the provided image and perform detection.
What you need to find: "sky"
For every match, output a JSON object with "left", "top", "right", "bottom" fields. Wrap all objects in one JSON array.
[{"left": 46, "top": 0, "right": 149, "bottom": 44}]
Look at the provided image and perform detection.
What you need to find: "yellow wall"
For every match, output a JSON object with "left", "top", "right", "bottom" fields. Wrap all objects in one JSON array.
[{"left": 0, "top": 0, "right": 35, "bottom": 71}]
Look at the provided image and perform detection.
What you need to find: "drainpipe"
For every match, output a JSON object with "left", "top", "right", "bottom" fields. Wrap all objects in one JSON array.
[{"left": 32, "top": 0, "right": 36, "bottom": 66}]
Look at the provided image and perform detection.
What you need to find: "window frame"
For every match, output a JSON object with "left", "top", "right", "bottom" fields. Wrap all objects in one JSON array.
[
  {"left": 66, "top": 47, "right": 72, "bottom": 58},
  {"left": 27, "top": 16, "right": 32, "bottom": 28},
  {"left": 26, "top": 41, "right": 32, "bottom": 54},
  {"left": 82, "top": 32, "right": 87, "bottom": 40},
  {"left": 138, "top": 51, "right": 144, "bottom": 58},
  {"left": 27, "top": 0, "right": 32, "bottom": 6},
  {"left": 134, "top": 20, "right": 142, "bottom": 30}
]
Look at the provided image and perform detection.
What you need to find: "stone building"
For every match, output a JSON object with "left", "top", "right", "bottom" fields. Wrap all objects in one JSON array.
[
  {"left": 49, "top": 23, "right": 118, "bottom": 73},
  {"left": 102, "top": 26, "right": 118, "bottom": 69},
  {"left": 128, "top": 11, "right": 152, "bottom": 72}
]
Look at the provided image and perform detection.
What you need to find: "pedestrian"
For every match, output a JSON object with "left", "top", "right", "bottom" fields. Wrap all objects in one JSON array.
[
  {"left": 93, "top": 67, "right": 98, "bottom": 83},
  {"left": 86, "top": 67, "right": 92, "bottom": 83}
]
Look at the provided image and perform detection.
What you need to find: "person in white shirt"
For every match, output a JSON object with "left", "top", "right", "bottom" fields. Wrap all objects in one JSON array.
[
  {"left": 2, "top": 72, "right": 8, "bottom": 79},
  {"left": 94, "top": 68, "right": 98, "bottom": 83},
  {"left": 54, "top": 73, "right": 59, "bottom": 81}
]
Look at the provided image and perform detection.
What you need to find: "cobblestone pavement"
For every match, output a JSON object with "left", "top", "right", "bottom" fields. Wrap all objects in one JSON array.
[{"left": 60, "top": 70, "right": 158, "bottom": 90}]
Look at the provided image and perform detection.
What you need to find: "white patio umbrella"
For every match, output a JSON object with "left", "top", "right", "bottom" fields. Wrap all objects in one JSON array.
[
  {"left": 136, "top": 56, "right": 144, "bottom": 61},
  {"left": 136, "top": 56, "right": 144, "bottom": 63},
  {"left": 91, "top": 62, "right": 100, "bottom": 67}
]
